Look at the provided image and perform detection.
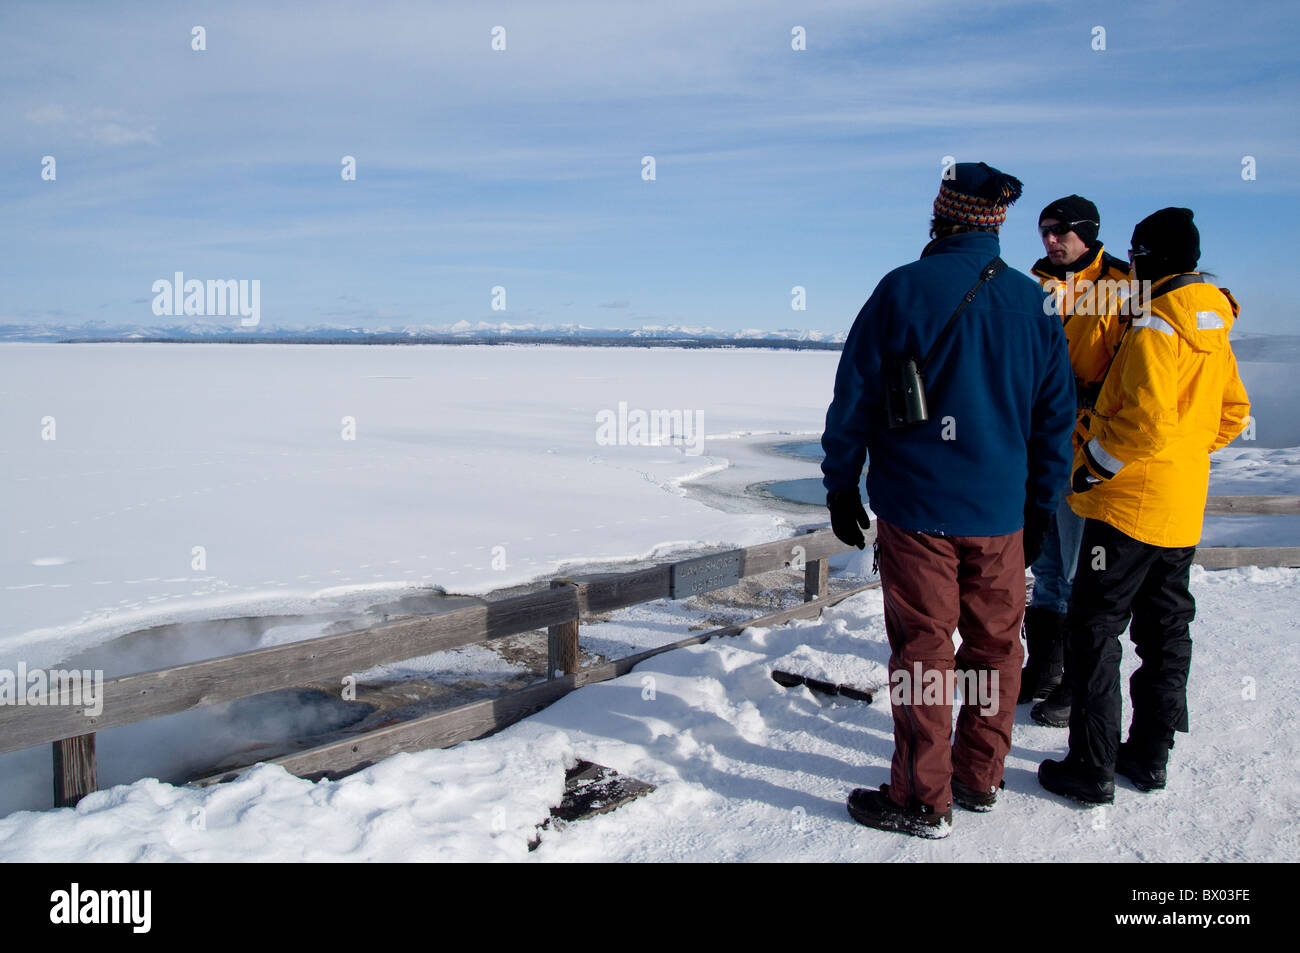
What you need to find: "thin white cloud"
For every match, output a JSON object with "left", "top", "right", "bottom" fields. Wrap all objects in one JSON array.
[{"left": 25, "top": 104, "right": 157, "bottom": 146}]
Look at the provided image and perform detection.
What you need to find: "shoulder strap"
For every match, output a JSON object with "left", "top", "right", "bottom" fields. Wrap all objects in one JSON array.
[
  {"left": 1150, "top": 272, "right": 1207, "bottom": 300},
  {"left": 1091, "top": 322, "right": 1129, "bottom": 404},
  {"left": 919, "top": 257, "right": 1006, "bottom": 372}
]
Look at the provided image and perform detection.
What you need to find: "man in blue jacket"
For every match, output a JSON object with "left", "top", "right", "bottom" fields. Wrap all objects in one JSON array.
[{"left": 822, "top": 162, "right": 1075, "bottom": 837}]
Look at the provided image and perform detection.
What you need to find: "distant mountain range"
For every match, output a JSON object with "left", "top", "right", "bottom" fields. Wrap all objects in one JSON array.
[
  {"left": 0, "top": 320, "right": 848, "bottom": 349},
  {"left": 6, "top": 322, "right": 1293, "bottom": 357}
]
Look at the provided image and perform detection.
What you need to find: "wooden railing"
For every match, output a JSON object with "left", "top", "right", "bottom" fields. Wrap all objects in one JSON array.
[
  {"left": 1196, "top": 496, "right": 1300, "bottom": 567},
  {"left": 3, "top": 495, "right": 1297, "bottom": 809},
  {"left": 0, "top": 527, "right": 866, "bottom": 807}
]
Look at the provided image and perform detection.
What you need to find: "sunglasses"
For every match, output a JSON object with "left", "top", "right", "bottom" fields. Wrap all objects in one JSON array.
[
  {"left": 1128, "top": 245, "right": 1152, "bottom": 260},
  {"left": 1039, "top": 220, "right": 1096, "bottom": 238}
]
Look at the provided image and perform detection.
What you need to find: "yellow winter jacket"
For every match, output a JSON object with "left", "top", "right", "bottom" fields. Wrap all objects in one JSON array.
[
  {"left": 1032, "top": 244, "right": 1133, "bottom": 390},
  {"left": 1068, "top": 274, "right": 1251, "bottom": 548}
]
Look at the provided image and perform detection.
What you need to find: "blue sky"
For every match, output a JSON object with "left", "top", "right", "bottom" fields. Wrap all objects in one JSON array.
[{"left": 3, "top": 0, "right": 1297, "bottom": 334}]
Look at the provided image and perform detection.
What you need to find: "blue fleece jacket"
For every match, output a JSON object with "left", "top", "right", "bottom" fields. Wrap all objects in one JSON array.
[{"left": 821, "top": 231, "right": 1075, "bottom": 536}]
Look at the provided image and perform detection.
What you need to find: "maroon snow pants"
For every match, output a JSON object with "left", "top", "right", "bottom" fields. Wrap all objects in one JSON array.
[{"left": 876, "top": 518, "right": 1025, "bottom": 812}]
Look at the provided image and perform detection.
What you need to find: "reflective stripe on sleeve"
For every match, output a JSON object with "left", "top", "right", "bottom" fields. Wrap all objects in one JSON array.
[
  {"left": 1196, "top": 311, "right": 1226, "bottom": 330},
  {"left": 1084, "top": 438, "right": 1124, "bottom": 479}
]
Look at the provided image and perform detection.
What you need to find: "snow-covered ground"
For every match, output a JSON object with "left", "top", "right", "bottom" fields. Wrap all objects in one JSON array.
[{"left": 0, "top": 341, "right": 1296, "bottom": 859}]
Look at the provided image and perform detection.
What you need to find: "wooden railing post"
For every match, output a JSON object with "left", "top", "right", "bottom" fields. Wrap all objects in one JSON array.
[
  {"left": 802, "top": 528, "right": 829, "bottom": 602},
  {"left": 804, "top": 557, "right": 828, "bottom": 601},
  {"left": 53, "top": 734, "right": 97, "bottom": 808},
  {"left": 548, "top": 580, "right": 581, "bottom": 678}
]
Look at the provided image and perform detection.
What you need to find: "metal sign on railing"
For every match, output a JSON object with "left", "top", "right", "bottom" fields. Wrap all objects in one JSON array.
[{"left": 669, "top": 550, "right": 744, "bottom": 599}]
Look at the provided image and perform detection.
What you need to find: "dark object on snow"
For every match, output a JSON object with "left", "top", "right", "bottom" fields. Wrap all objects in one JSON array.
[
  {"left": 771, "top": 669, "right": 875, "bottom": 703},
  {"left": 952, "top": 776, "right": 1004, "bottom": 812},
  {"left": 1037, "top": 756, "right": 1115, "bottom": 805},
  {"left": 847, "top": 784, "right": 952, "bottom": 838},
  {"left": 551, "top": 760, "right": 655, "bottom": 822},
  {"left": 1018, "top": 606, "right": 1065, "bottom": 704},
  {"left": 529, "top": 760, "right": 655, "bottom": 850}
]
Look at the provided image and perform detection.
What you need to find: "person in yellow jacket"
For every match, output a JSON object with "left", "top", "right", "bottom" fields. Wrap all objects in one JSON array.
[
  {"left": 1020, "top": 197, "right": 1134, "bottom": 716},
  {"left": 1038, "top": 207, "right": 1250, "bottom": 804}
]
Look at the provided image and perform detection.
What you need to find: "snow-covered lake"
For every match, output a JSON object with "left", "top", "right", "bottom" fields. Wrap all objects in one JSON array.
[{"left": 1, "top": 343, "right": 840, "bottom": 672}]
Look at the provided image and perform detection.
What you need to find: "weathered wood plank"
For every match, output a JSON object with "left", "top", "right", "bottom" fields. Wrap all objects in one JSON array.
[
  {"left": 742, "top": 528, "right": 866, "bottom": 577},
  {"left": 1203, "top": 496, "right": 1300, "bottom": 515},
  {"left": 0, "top": 586, "right": 582, "bottom": 755},
  {"left": 555, "top": 566, "right": 671, "bottom": 615},
  {"left": 805, "top": 557, "right": 829, "bottom": 601},
  {"left": 53, "top": 734, "right": 96, "bottom": 808},
  {"left": 194, "top": 580, "right": 882, "bottom": 786},
  {"left": 1194, "top": 546, "right": 1300, "bottom": 569},
  {"left": 560, "top": 530, "right": 853, "bottom": 610}
]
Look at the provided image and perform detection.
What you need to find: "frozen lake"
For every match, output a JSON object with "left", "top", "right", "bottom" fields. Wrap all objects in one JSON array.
[
  {"left": 3, "top": 341, "right": 1294, "bottom": 673},
  {"left": 0, "top": 343, "right": 844, "bottom": 672}
]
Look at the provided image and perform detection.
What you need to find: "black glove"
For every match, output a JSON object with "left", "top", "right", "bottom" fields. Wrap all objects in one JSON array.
[
  {"left": 827, "top": 489, "right": 870, "bottom": 550},
  {"left": 1023, "top": 505, "right": 1052, "bottom": 568},
  {"left": 1072, "top": 465, "right": 1102, "bottom": 495}
]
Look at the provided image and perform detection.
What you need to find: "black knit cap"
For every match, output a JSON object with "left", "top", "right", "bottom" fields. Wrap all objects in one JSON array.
[
  {"left": 1039, "top": 195, "right": 1100, "bottom": 245},
  {"left": 1131, "top": 207, "right": 1200, "bottom": 278}
]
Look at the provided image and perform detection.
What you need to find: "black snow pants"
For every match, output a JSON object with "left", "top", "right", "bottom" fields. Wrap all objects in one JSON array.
[{"left": 1064, "top": 518, "right": 1196, "bottom": 779}]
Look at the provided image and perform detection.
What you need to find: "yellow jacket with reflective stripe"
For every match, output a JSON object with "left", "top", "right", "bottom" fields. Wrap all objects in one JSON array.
[
  {"left": 1032, "top": 245, "right": 1133, "bottom": 388},
  {"left": 1067, "top": 274, "right": 1251, "bottom": 547}
]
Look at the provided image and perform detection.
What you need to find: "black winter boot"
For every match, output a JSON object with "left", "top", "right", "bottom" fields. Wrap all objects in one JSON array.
[
  {"left": 1116, "top": 740, "right": 1169, "bottom": 792},
  {"left": 952, "top": 777, "right": 1005, "bottom": 812},
  {"left": 1037, "top": 756, "right": 1115, "bottom": 805},
  {"left": 1031, "top": 679, "right": 1072, "bottom": 727},
  {"left": 846, "top": 785, "right": 952, "bottom": 838},
  {"left": 1018, "top": 607, "right": 1065, "bottom": 704}
]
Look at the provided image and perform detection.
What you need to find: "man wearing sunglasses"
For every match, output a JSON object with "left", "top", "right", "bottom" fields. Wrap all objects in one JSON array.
[{"left": 1020, "top": 197, "right": 1133, "bottom": 728}]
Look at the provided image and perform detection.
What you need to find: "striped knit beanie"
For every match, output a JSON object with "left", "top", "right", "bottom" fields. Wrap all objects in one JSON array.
[{"left": 933, "top": 162, "right": 1024, "bottom": 228}]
